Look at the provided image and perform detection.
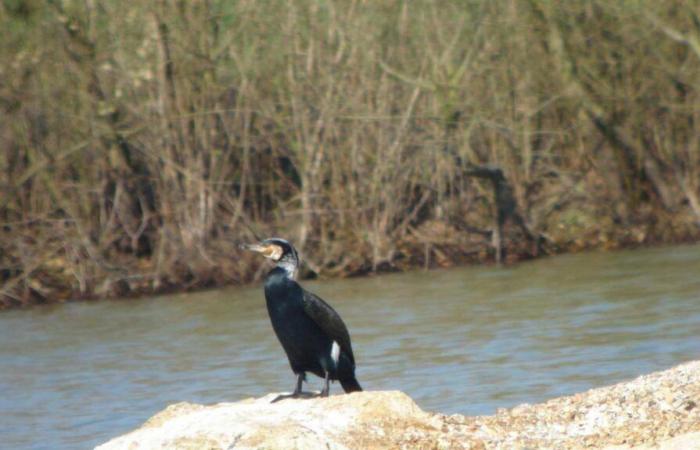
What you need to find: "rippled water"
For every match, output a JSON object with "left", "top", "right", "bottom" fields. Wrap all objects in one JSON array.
[{"left": 2, "top": 245, "right": 700, "bottom": 449}]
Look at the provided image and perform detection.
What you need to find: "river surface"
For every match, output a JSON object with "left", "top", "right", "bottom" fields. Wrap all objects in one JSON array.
[{"left": 1, "top": 245, "right": 700, "bottom": 449}]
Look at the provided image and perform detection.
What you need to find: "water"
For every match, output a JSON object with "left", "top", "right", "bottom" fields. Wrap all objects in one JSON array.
[{"left": 2, "top": 245, "right": 700, "bottom": 449}]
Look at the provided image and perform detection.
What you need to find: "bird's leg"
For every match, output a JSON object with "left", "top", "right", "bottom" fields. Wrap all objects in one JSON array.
[
  {"left": 294, "top": 372, "right": 304, "bottom": 395},
  {"left": 271, "top": 372, "right": 305, "bottom": 403},
  {"left": 320, "top": 371, "right": 330, "bottom": 397}
]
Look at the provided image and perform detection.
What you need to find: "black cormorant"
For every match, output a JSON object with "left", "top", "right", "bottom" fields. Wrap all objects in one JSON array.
[{"left": 241, "top": 238, "right": 362, "bottom": 400}]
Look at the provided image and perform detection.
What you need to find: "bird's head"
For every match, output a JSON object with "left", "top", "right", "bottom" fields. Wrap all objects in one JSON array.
[{"left": 240, "top": 237, "right": 299, "bottom": 278}]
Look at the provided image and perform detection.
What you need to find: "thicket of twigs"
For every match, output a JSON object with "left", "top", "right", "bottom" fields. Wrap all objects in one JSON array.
[{"left": 2, "top": 1, "right": 700, "bottom": 307}]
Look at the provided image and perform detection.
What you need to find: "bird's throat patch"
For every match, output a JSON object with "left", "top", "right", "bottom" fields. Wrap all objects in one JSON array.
[{"left": 263, "top": 244, "right": 283, "bottom": 261}]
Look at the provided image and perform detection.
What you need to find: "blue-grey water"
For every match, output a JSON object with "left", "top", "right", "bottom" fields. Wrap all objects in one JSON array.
[{"left": 1, "top": 245, "right": 700, "bottom": 449}]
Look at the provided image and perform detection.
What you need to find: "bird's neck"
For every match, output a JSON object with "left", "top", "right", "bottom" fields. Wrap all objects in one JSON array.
[
  {"left": 273, "top": 260, "right": 298, "bottom": 281},
  {"left": 264, "top": 266, "right": 297, "bottom": 300}
]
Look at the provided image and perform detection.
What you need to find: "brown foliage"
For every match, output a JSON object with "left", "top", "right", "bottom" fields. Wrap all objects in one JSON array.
[{"left": 1, "top": 1, "right": 699, "bottom": 307}]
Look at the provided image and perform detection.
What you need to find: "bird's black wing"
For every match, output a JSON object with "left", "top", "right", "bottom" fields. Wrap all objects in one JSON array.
[{"left": 300, "top": 288, "right": 355, "bottom": 365}]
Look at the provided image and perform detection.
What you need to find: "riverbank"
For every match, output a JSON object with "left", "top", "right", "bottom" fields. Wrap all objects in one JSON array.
[
  {"left": 3, "top": 227, "right": 699, "bottom": 311},
  {"left": 97, "top": 360, "right": 700, "bottom": 449},
  {"left": 4, "top": 2, "right": 700, "bottom": 311}
]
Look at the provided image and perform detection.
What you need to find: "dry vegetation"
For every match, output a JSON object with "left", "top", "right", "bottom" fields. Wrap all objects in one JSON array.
[{"left": 2, "top": 0, "right": 700, "bottom": 308}]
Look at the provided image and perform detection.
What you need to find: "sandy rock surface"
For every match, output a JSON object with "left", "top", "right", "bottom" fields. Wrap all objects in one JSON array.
[{"left": 97, "top": 361, "right": 700, "bottom": 449}]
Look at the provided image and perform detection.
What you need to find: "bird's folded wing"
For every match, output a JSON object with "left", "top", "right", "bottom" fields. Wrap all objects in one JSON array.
[{"left": 301, "top": 289, "right": 355, "bottom": 365}]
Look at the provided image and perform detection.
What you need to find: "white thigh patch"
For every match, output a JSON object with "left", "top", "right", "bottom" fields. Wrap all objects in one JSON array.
[{"left": 331, "top": 341, "right": 340, "bottom": 365}]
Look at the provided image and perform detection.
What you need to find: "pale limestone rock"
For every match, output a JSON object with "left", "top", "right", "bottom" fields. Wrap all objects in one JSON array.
[
  {"left": 605, "top": 431, "right": 700, "bottom": 450},
  {"left": 96, "top": 391, "right": 441, "bottom": 450},
  {"left": 98, "top": 361, "right": 700, "bottom": 450}
]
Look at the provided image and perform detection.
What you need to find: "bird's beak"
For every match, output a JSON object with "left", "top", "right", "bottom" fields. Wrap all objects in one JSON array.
[
  {"left": 240, "top": 242, "right": 282, "bottom": 260},
  {"left": 240, "top": 242, "right": 266, "bottom": 253}
]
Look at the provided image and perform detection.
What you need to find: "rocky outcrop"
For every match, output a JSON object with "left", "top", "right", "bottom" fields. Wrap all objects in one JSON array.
[{"left": 97, "top": 361, "right": 700, "bottom": 449}]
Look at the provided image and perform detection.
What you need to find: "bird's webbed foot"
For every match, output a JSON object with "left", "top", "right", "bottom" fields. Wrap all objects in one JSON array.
[
  {"left": 271, "top": 392, "right": 301, "bottom": 403},
  {"left": 271, "top": 390, "right": 321, "bottom": 402},
  {"left": 271, "top": 372, "right": 311, "bottom": 403}
]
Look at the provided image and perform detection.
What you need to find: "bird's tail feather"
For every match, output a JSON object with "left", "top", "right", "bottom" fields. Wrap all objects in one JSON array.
[{"left": 340, "top": 376, "right": 362, "bottom": 393}]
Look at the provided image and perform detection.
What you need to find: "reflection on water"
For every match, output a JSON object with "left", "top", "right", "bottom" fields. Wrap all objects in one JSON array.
[{"left": 1, "top": 245, "right": 700, "bottom": 449}]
